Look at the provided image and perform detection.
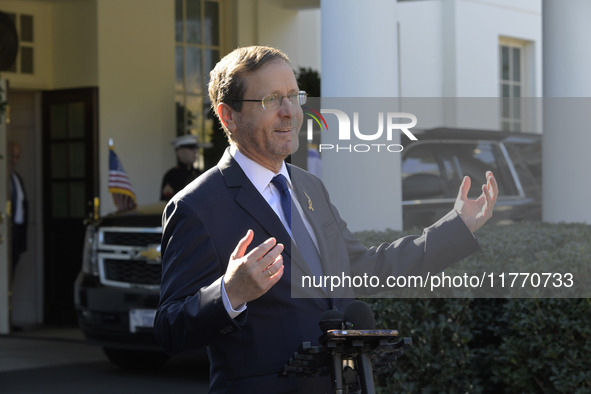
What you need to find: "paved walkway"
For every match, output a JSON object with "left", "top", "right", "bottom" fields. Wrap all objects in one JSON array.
[
  {"left": 0, "top": 327, "right": 210, "bottom": 393},
  {"left": 0, "top": 327, "right": 105, "bottom": 372}
]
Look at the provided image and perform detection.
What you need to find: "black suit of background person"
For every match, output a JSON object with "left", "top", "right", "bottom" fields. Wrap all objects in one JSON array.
[
  {"left": 9, "top": 141, "right": 28, "bottom": 276},
  {"left": 154, "top": 46, "right": 499, "bottom": 394},
  {"left": 160, "top": 134, "right": 202, "bottom": 201}
]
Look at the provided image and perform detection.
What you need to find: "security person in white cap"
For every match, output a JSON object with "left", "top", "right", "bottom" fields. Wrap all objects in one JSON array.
[{"left": 160, "top": 135, "right": 202, "bottom": 201}]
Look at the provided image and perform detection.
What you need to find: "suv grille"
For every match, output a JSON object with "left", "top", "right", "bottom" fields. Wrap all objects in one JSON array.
[
  {"left": 103, "top": 231, "right": 161, "bottom": 247},
  {"left": 97, "top": 227, "right": 162, "bottom": 290},
  {"left": 104, "top": 258, "right": 161, "bottom": 286}
]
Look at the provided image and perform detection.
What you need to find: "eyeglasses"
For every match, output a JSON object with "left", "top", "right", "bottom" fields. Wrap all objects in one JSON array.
[{"left": 235, "top": 91, "right": 307, "bottom": 110}]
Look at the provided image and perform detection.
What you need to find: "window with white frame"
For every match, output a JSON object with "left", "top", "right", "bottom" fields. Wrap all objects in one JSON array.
[
  {"left": 499, "top": 38, "right": 528, "bottom": 132},
  {"left": 175, "top": 0, "right": 222, "bottom": 150},
  {"left": 3, "top": 12, "right": 35, "bottom": 75}
]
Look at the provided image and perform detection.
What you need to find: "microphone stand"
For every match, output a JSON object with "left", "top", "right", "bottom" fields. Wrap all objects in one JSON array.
[{"left": 283, "top": 329, "right": 412, "bottom": 394}]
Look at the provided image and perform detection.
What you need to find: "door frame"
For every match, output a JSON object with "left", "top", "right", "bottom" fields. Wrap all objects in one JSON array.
[
  {"left": 41, "top": 87, "right": 99, "bottom": 325},
  {"left": 0, "top": 79, "right": 9, "bottom": 333}
]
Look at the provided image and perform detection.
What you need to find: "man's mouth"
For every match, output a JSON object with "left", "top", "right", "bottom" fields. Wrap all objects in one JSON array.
[{"left": 274, "top": 128, "right": 292, "bottom": 133}]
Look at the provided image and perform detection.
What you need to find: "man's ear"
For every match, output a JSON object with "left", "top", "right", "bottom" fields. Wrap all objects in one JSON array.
[{"left": 217, "top": 103, "right": 237, "bottom": 133}]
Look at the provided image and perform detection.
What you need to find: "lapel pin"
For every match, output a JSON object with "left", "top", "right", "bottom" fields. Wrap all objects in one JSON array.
[{"left": 304, "top": 191, "right": 314, "bottom": 211}]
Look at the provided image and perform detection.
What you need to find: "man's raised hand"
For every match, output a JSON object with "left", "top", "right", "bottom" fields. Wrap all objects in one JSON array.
[
  {"left": 223, "top": 230, "right": 284, "bottom": 309},
  {"left": 454, "top": 171, "right": 499, "bottom": 233}
]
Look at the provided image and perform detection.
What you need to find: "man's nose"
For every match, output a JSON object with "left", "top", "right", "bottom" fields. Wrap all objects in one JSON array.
[{"left": 278, "top": 96, "right": 296, "bottom": 116}]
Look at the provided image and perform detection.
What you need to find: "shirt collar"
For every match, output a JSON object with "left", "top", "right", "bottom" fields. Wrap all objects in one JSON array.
[{"left": 230, "top": 145, "right": 291, "bottom": 194}]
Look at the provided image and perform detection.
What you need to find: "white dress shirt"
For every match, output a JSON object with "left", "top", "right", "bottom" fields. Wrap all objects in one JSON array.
[{"left": 11, "top": 172, "right": 26, "bottom": 225}]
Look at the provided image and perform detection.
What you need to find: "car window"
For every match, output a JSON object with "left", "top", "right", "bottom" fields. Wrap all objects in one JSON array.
[
  {"left": 504, "top": 141, "right": 542, "bottom": 198},
  {"left": 401, "top": 144, "right": 440, "bottom": 179},
  {"left": 402, "top": 141, "right": 519, "bottom": 201},
  {"left": 401, "top": 144, "right": 446, "bottom": 200},
  {"left": 439, "top": 142, "right": 516, "bottom": 198}
]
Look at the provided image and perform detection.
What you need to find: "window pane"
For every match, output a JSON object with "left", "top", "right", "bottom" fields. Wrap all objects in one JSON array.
[
  {"left": 203, "top": 49, "right": 219, "bottom": 90},
  {"left": 204, "top": 116, "right": 215, "bottom": 145},
  {"left": 69, "top": 142, "right": 86, "bottom": 178},
  {"left": 401, "top": 144, "right": 444, "bottom": 200},
  {"left": 204, "top": 1, "right": 220, "bottom": 46},
  {"left": 443, "top": 143, "right": 507, "bottom": 197},
  {"left": 175, "top": 0, "right": 183, "bottom": 42},
  {"left": 512, "top": 88, "right": 521, "bottom": 118},
  {"left": 512, "top": 85, "right": 521, "bottom": 98},
  {"left": 20, "top": 14, "right": 33, "bottom": 42},
  {"left": 186, "top": 0, "right": 202, "bottom": 44},
  {"left": 186, "top": 46, "right": 202, "bottom": 94},
  {"left": 501, "top": 46, "right": 509, "bottom": 81},
  {"left": 175, "top": 45, "right": 184, "bottom": 91},
  {"left": 512, "top": 47, "right": 521, "bottom": 82},
  {"left": 51, "top": 183, "right": 69, "bottom": 218},
  {"left": 402, "top": 145, "right": 439, "bottom": 177},
  {"left": 501, "top": 86, "right": 510, "bottom": 117},
  {"left": 176, "top": 94, "right": 186, "bottom": 135},
  {"left": 51, "top": 143, "right": 68, "bottom": 178},
  {"left": 70, "top": 181, "right": 86, "bottom": 217},
  {"left": 5, "top": 14, "right": 17, "bottom": 72},
  {"left": 50, "top": 104, "right": 68, "bottom": 139},
  {"left": 501, "top": 83, "right": 510, "bottom": 98},
  {"left": 186, "top": 95, "right": 204, "bottom": 133},
  {"left": 20, "top": 46, "right": 33, "bottom": 74},
  {"left": 68, "top": 102, "right": 85, "bottom": 138}
]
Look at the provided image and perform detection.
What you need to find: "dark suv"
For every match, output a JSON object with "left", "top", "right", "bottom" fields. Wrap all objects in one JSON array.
[
  {"left": 74, "top": 202, "right": 170, "bottom": 369},
  {"left": 401, "top": 128, "right": 542, "bottom": 229}
]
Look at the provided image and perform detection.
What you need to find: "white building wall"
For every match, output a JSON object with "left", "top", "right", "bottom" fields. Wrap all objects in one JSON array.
[
  {"left": 50, "top": 0, "right": 98, "bottom": 89},
  {"left": 397, "top": 0, "right": 542, "bottom": 130},
  {"left": 235, "top": 0, "right": 321, "bottom": 72},
  {"left": 454, "top": 0, "right": 542, "bottom": 98},
  {"left": 96, "top": 0, "right": 175, "bottom": 213},
  {"left": 398, "top": 0, "right": 444, "bottom": 98}
]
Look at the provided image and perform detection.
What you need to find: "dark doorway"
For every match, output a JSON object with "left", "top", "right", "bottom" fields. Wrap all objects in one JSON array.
[{"left": 41, "top": 87, "right": 98, "bottom": 325}]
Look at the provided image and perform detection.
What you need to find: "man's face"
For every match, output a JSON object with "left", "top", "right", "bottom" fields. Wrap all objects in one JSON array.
[
  {"left": 10, "top": 143, "right": 21, "bottom": 169},
  {"left": 230, "top": 59, "right": 303, "bottom": 172},
  {"left": 176, "top": 146, "right": 198, "bottom": 166}
]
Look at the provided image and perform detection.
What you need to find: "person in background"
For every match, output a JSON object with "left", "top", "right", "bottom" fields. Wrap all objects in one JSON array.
[
  {"left": 9, "top": 141, "right": 28, "bottom": 277},
  {"left": 160, "top": 134, "right": 202, "bottom": 201}
]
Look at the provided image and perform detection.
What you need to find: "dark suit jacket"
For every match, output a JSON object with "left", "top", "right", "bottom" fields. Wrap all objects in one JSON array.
[
  {"left": 10, "top": 171, "right": 28, "bottom": 269},
  {"left": 154, "top": 149, "right": 480, "bottom": 393}
]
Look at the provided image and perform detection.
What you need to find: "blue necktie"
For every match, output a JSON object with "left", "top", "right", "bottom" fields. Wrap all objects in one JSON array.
[{"left": 271, "top": 175, "right": 323, "bottom": 278}]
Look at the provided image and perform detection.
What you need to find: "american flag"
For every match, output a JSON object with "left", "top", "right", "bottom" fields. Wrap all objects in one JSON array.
[{"left": 108, "top": 145, "right": 137, "bottom": 212}]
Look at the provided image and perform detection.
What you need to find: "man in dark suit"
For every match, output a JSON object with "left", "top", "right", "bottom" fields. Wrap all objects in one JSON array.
[
  {"left": 154, "top": 46, "right": 498, "bottom": 393},
  {"left": 9, "top": 141, "right": 27, "bottom": 276}
]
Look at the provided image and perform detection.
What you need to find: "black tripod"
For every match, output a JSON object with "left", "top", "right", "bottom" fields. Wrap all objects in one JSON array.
[{"left": 283, "top": 329, "right": 412, "bottom": 394}]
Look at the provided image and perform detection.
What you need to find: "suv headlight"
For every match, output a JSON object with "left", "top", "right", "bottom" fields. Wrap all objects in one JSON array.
[{"left": 81, "top": 225, "right": 99, "bottom": 275}]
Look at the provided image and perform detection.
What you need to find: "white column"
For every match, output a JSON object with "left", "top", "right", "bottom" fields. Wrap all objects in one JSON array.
[
  {"left": 320, "top": 0, "right": 401, "bottom": 231},
  {"left": 542, "top": 0, "right": 591, "bottom": 223}
]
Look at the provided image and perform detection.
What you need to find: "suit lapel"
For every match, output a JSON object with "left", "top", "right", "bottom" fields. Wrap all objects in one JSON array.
[
  {"left": 289, "top": 167, "right": 334, "bottom": 276},
  {"left": 217, "top": 149, "right": 292, "bottom": 257}
]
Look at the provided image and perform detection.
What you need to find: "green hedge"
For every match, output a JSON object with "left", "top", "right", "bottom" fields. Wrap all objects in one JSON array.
[{"left": 353, "top": 222, "right": 591, "bottom": 393}]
